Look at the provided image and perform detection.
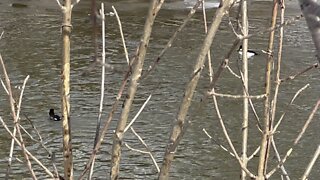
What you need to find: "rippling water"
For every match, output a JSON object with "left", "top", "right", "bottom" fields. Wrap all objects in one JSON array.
[{"left": 0, "top": 0, "right": 319, "bottom": 179}]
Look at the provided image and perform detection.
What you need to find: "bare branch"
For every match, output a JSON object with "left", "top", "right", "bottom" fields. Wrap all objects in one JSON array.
[
  {"left": 208, "top": 91, "right": 266, "bottom": 99},
  {"left": 112, "top": 6, "right": 130, "bottom": 65},
  {"left": 129, "top": 127, "right": 160, "bottom": 172},
  {"left": 55, "top": 0, "right": 63, "bottom": 8},
  {"left": 203, "top": 128, "right": 235, "bottom": 157},
  {"left": 301, "top": 144, "right": 320, "bottom": 180},
  {"left": 124, "top": 94, "right": 152, "bottom": 133},
  {"left": 267, "top": 98, "right": 320, "bottom": 178}
]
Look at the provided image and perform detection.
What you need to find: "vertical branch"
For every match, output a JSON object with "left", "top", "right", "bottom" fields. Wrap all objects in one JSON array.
[
  {"left": 240, "top": 0, "right": 249, "bottom": 179},
  {"left": 202, "top": 0, "right": 214, "bottom": 80},
  {"left": 270, "top": 1, "right": 290, "bottom": 179},
  {"left": 257, "top": 0, "right": 278, "bottom": 179},
  {"left": 91, "top": 0, "right": 98, "bottom": 63},
  {"left": 110, "top": 0, "right": 165, "bottom": 179},
  {"left": 56, "top": 0, "right": 78, "bottom": 178},
  {"left": 89, "top": 3, "right": 105, "bottom": 179},
  {"left": 159, "top": 0, "right": 235, "bottom": 179}
]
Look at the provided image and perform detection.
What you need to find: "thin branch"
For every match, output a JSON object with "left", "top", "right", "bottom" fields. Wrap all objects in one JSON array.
[
  {"left": 112, "top": 6, "right": 130, "bottom": 65},
  {"left": 301, "top": 144, "right": 320, "bottom": 180},
  {"left": 208, "top": 91, "right": 266, "bottom": 99},
  {"left": 141, "top": 0, "right": 203, "bottom": 80},
  {"left": 129, "top": 127, "right": 160, "bottom": 172},
  {"left": 280, "top": 63, "right": 319, "bottom": 83},
  {"left": 248, "top": 147, "right": 260, "bottom": 161},
  {"left": 272, "top": 84, "right": 310, "bottom": 134},
  {"left": 266, "top": 98, "right": 320, "bottom": 179},
  {"left": 203, "top": 128, "right": 235, "bottom": 157},
  {"left": 211, "top": 88, "right": 256, "bottom": 178},
  {"left": 124, "top": 94, "right": 152, "bottom": 133},
  {"left": 71, "top": 0, "right": 81, "bottom": 9},
  {"left": 89, "top": 3, "right": 106, "bottom": 179},
  {"left": 0, "top": 31, "right": 4, "bottom": 39},
  {"left": 55, "top": 0, "right": 63, "bottom": 8},
  {"left": 226, "top": 65, "right": 241, "bottom": 78},
  {"left": 0, "top": 117, "right": 55, "bottom": 178}
]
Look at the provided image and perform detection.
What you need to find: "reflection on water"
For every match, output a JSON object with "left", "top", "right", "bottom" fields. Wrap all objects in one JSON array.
[{"left": 0, "top": 0, "right": 319, "bottom": 179}]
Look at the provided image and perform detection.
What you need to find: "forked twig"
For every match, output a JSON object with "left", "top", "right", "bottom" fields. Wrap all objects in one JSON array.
[{"left": 126, "top": 127, "right": 160, "bottom": 172}]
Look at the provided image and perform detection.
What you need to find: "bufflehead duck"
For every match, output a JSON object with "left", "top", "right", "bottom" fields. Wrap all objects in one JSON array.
[
  {"left": 49, "top": 109, "right": 61, "bottom": 121},
  {"left": 238, "top": 45, "right": 258, "bottom": 58}
]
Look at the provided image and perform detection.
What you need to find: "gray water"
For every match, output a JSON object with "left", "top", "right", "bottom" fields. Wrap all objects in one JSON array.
[{"left": 0, "top": 0, "right": 319, "bottom": 179}]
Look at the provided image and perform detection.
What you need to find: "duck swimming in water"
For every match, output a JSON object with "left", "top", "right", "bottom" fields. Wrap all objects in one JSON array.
[
  {"left": 238, "top": 45, "right": 259, "bottom": 58},
  {"left": 49, "top": 109, "right": 61, "bottom": 121}
]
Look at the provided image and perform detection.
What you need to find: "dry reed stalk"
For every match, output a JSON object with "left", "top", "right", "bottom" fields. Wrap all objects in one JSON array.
[
  {"left": 257, "top": 0, "right": 278, "bottom": 178},
  {"left": 88, "top": 3, "right": 106, "bottom": 179},
  {"left": 110, "top": 1, "right": 165, "bottom": 178},
  {"left": 158, "top": 0, "right": 238, "bottom": 178},
  {"left": 56, "top": 0, "right": 81, "bottom": 179},
  {"left": 0, "top": 55, "right": 36, "bottom": 179}
]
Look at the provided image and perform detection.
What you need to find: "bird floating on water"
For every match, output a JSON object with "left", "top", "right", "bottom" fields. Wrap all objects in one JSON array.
[
  {"left": 238, "top": 45, "right": 259, "bottom": 58},
  {"left": 49, "top": 109, "right": 61, "bottom": 121}
]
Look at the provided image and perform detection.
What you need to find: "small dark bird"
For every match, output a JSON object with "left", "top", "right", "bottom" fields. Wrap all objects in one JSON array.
[
  {"left": 238, "top": 45, "right": 259, "bottom": 58},
  {"left": 49, "top": 109, "right": 61, "bottom": 121}
]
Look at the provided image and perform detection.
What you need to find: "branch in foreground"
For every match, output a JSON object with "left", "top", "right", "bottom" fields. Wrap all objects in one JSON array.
[
  {"left": 266, "top": 98, "right": 320, "bottom": 179},
  {"left": 0, "top": 117, "right": 55, "bottom": 178},
  {"left": 280, "top": 63, "right": 319, "bottom": 83},
  {"left": 301, "top": 144, "right": 320, "bottom": 180}
]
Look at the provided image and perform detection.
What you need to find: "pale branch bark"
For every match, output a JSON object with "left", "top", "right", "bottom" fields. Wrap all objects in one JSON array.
[
  {"left": 301, "top": 144, "right": 320, "bottom": 180},
  {"left": 112, "top": 6, "right": 130, "bottom": 65},
  {"left": 208, "top": 91, "right": 266, "bottom": 99},
  {"left": 89, "top": 3, "right": 106, "bottom": 179},
  {"left": 56, "top": 0, "right": 80, "bottom": 178},
  {"left": 257, "top": 0, "right": 278, "bottom": 178},
  {"left": 124, "top": 94, "right": 152, "bottom": 133},
  {"left": 110, "top": 1, "right": 165, "bottom": 179},
  {"left": 159, "top": 0, "right": 238, "bottom": 178}
]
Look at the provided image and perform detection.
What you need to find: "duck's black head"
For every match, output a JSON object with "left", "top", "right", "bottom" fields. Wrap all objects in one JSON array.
[{"left": 49, "top": 109, "right": 55, "bottom": 117}]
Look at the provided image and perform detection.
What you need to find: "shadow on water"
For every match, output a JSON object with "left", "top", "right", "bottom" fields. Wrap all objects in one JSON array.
[{"left": 0, "top": 0, "right": 319, "bottom": 179}]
